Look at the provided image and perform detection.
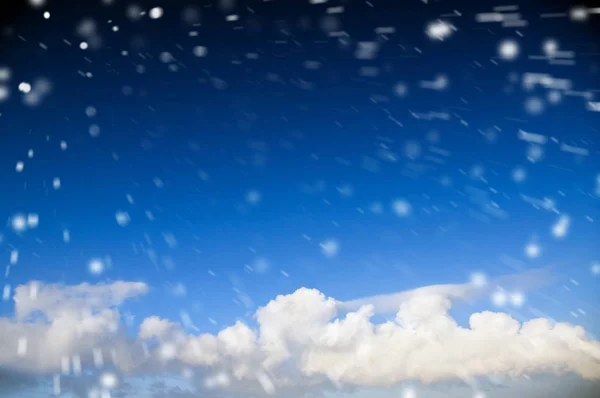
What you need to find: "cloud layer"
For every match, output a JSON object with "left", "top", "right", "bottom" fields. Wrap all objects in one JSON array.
[
  {"left": 142, "top": 287, "right": 600, "bottom": 395},
  {"left": 0, "top": 278, "right": 599, "bottom": 397},
  {"left": 0, "top": 281, "right": 148, "bottom": 373}
]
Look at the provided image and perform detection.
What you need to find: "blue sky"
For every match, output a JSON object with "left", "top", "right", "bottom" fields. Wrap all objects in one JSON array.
[{"left": 0, "top": 0, "right": 599, "bottom": 397}]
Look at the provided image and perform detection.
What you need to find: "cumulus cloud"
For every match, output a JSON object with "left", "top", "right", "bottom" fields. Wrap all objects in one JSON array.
[
  {"left": 0, "top": 280, "right": 148, "bottom": 374},
  {"left": 136, "top": 281, "right": 600, "bottom": 396},
  {"left": 139, "top": 317, "right": 177, "bottom": 340},
  {"left": 13, "top": 280, "right": 148, "bottom": 321},
  {"left": 1, "top": 276, "right": 599, "bottom": 398}
]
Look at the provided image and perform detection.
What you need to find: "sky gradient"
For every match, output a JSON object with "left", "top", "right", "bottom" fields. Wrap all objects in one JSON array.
[{"left": 0, "top": 0, "right": 599, "bottom": 397}]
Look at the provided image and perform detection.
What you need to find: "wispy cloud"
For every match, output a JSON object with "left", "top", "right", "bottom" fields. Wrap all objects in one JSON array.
[{"left": 338, "top": 267, "right": 555, "bottom": 313}]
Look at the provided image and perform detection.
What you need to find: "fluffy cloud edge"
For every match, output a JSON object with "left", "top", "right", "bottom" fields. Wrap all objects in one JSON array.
[
  {"left": 0, "top": 280, "right": 149, "bottom": 374},
  {"left": 139, "top": 287, "right": 600, "bottom": 393}
]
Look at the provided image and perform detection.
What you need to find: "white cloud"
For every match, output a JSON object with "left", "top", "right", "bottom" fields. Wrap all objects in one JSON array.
[
  {"left": 13, "top": 280, "right": 147, "bottom": 321},
  {"left": 338, "top": 283, "right": 471, "bottom": 314},
  {"left": 0, "top": 281, "right": 148, "bottom": 374},
  {"left": 139, "top": 317, "right": 177, "bottom": 340},
  {"left": 1, "top": 277, "right": 599, "bottom": 398},
  {"left": 134, "top": 279, "right": 600, "bottom": 395}
]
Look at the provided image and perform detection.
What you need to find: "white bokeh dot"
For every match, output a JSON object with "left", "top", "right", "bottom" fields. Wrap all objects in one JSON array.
[
  {"left": 525, "top": 97, "right": 545, "bottom": 115},
  {"left": 392, "top": 199, "right": 412, "bottom": 217},
  {"left": 320, "top": 239, "right": 339, "bottom": 258},
  {"left": 28, "top": 0, "right": 46, "bottom": 8},
  {"left": 512, "top": 167, "right": 527, "bottom": 183},
  {"left": 492, "top": 290, "right": 508, "bottom": 307},
  {"left": 527, "top": 145, "right": 544, "bottom": 163},
  {"left": 570, "top": 7, "right": 588, "bottom": 21},
  {"left": 99, "top": 372, "right": 118, "bottom": 389},
  {"left": 402, "top": 386, "right": 417, "bottom": 398},
  {"left": 426, "top": 20, "right": 454, "bottom": 41},
  {"left": 525, "top": 242, "right": 541, "bottom": 258},
  {"left": 393, "top": 81, "right": 408, "bottom": 97},
  {"left": 543, "top": 39, "right": 558, "bottom": 57},
  {"left": 245, "top": 190, "right": 262, "bottom": 205},
  {"left": 115, "top": 211, "right": 131, "bottom": 227},
  {"left": 193, "top": 46, "right": 208, "bottom": 57},
  {"left": 89, "top": 124, "right": 101, "bottom": 137},
  {"left": 498, "top": 40, "right": 519, "bottom": 60},
  {"left": 0, "top": 86, "right": 9, "bottom": 102},
  {"left": 11, "top": 214, "right": 28, "bottom": 233},
  {"left": 149, "top": 7, "right": 164, "bottom": 19},
  {"left": 159, "top": 342, "right": 177, "bottom": 360},
  {"left": 88, "top": 258, "right": 105, "bottom": 275},
  {"left": 470, "top": 272, "right": 488, "bottom": 288},
  {"left": 18, "top": 82, "right": 32, "bottom": 94},
  {"left": 510, "top": 292, "right": 525, "bottom": 307},
  {"left": 547, "top": 90, "right": 561, "bottom": 104}
]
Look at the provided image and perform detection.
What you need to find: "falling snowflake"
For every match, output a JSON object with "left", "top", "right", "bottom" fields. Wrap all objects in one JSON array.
[
  {"left": 99, "top": 372, "right": 118, "bottom": 389},
  {"left": 246, "top": 190, "right": 262, "bottom": 205},
  {"left": 525, "top": 242, "right": 541, "bottom": 258},
  {"left": 89, "top": 124, "right": 100, "bottom": 137},
  {"left": 491, "top": 290, "right": 508, "bottom": 307},
  {"left": 512, "top": 167, "right": 527, "bottom": 183},
  {"left": 510, "top": 292, "right": 525, "bottom": 307},
  {"left": 149, "top": 7, "right": 164, "bottom": 19},
  {"left": 88, "top": 258, "right": 105, "bottom": 275},
  {"left": 542, "top": 39, "right": 559, "bottom": 57},
  {"left": 426, "top": 20, "right": 454, "bottom": 41},
  {"left": 470, "top": 272, "right": 488, "bottom": 287},
  {"left": 498, "top": 40, "right": 519, "bottom": 60},
  {"left": 11, "top": 213, "right": 31, "bottom": 233},
  {"left": 193, "top": 46, "right": 208, "bottom": 57},
  {"left": 392, "top": 199, "right": 412, "bottom": 217},
  {"left": 0, "top": 86, "right": 9, "bottom": 102},
  {"left": 570, "top": 7, "right": 588, "bottom": 21},
  {"left": 393, "top": 81, "right": 408, "bottom": 97},
  {"left": 0, "top": 67, "right": 11, "bottom": 81},
  {"left": 402, "top": 387, "right": 417, "bottom": 398},
  {"left": 320, "top": 239, "right": 339, "bottom": 258},
  {"left": 253, "top": 257, "right": 270, "bottom": 273},
  {"left": 85, "top": 106, "right": 97, "bottom": 117},
  {"left": 524, "top": 97, "right": 545, "bottom": 115},
  {"left": 27, "top": 213, "right": 39, "bottom": 229},
  {"left": 159, "top": 342, "right": 177, "bottom": 360},
  {"left": 551, "top": 215, "right": 570, "bottom": 238},
  {"left": 10, "top": 250, "right": 19, "bottom": 265},
  {"left": 115, "top": 211, "right": 131, "bottom": 227},
  {"left": 18, "top": 82, "right": 32, "bottom": 93},
  {"left": 28, "top": 0, "right": 46, "bottom": 8}
]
